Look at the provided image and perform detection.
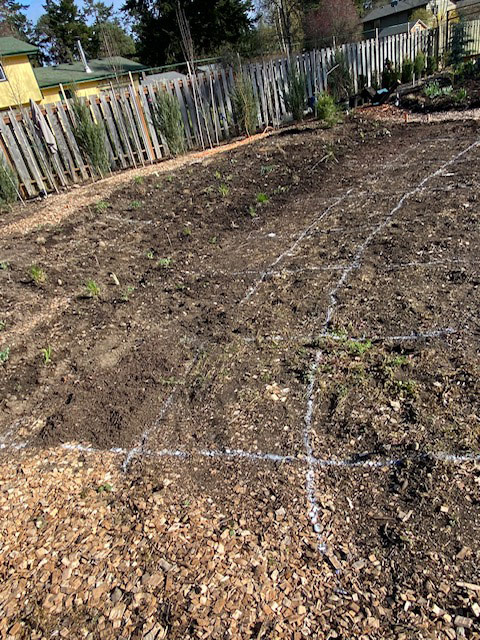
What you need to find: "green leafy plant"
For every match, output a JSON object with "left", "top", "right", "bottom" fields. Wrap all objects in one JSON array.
[
  {"left": 85, "top": 279, "right": 100, "bottom": 297},
  {"left": 454, "top": 87, "right": 468, "bottom": 103},
  {"left": 146, "top": 250, "right": 154, "bottom": 260},
  {"left": 71, "top": 95, "right": 110, "bottom": 176},
  {"left": 0, "top": 346, "right": 10, "bottom": 363},
  {"left": 426, "top": 55, "right": 438, "bottom": 76},
  {"left": 401, "top": 57, "right": 414, "bottom": 84},
  {"left": 248, "top": 205, "right": 257, "bottom": 218},
  {"left": 182, "top": 227, "right": 192, "bottom": 237},
  {"left": 414, "top": 51, "right": 425, "bottom": 79},
  {"left": 327, "top": 52, "right": 353, "bottom": 103},
  {"left": 0, "top": 261, "right": 9, "bottom": 270},
  {"left": 133, "top": 175, "right": 144, "bottom": 184},
  {"left": 218, "top": 183, "right": 230, "bottom": 197},
  {"left": 424, "top": 81, "right": 453, "bottom": 99},
  {"left": 347, "top": 339, "right": 372, "bottom": 356},
  {"left": 121, "top": 286, "right": 135, "bottom": 302},
  {"left": 95, "top": 200, "right": 109, "bottom": 213},
  {"left": 214, "top": 170, "right": 222, "bottom": 180},
  {"left": 231, "top": 71, "right": 258, "bottom": 136},
  {"left": 97, "top": 483, "right": 113, "bottom": 493},
  {"left": 382, "top": 65, "right": 400, "bottom": 88},
  {"left": 449, "top": 19, "right": 473, "bottom": 67},
  {"left": 0, "top": 159, "right": 18, "bottom": 206},
  {"left": 41, "top": 345, "right": 52, "bottom": 365},
  {"left": 152, "top": 90, "right": 186, "bottom": 156},
  {"left": 131, "top": 200, "right": 141, "bottom": 209},
  {"left": 256, "top": 193, "right": 269, "bottom": 204},
  {"left": 29, "top": 265, "right": 47, "bottom": 286},
  {"left": 315, "top": 93, "right": 341, "bottom": 127},
  {"left": 285, "top": 65, "right": 306, "bottom": 121},
  {"left": 156, "top": 257, "right": 171, "bottom": 268},
  {"left": 0, "top": 320, "right": 5, "bottom": 331}
]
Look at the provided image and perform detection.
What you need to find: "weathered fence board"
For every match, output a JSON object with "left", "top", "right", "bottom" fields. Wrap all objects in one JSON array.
[{"left": 2, "top": 19, "right": 480, "bottom": 199}]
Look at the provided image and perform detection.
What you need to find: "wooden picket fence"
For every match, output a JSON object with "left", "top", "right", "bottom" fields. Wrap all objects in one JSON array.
[{"left": 1, "top": 20, "right": 479, "bottom": 200}]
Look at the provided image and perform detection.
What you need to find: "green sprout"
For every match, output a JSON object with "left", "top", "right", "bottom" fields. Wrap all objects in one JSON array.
[
  {"left": 156, "top": 257, "right": 171, "bottom": 268},
  {"left": 41, "top": 346, "right": 52, "bottom": 365},
  {"left": 85, "top": 279, "right": 100, "bottom": 298},
  {"left": 29, "top": 265, "right": 47, "bottom": 286},
  {"left": 95, "top": 200, "right": 109, "bottom": 213},
  {"left": 256, "top": 193, "right": 269, "bottom": 204},
  {"left": 218, "top": 184, "right": 230, "bottom": 197},
  {"left": 0, "top": 346, "right": 10, "bottom": 363}
]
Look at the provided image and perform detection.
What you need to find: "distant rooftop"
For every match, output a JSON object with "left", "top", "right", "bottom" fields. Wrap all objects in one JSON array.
[
  {"left": 362, "top": 0, "right": 433, "bottom": 22},
  {"left": 34, "top": 57, "right": 147, "bottom": 88},
  {"left": 0, "top": 36, "right": 38, "bottom": 58}
]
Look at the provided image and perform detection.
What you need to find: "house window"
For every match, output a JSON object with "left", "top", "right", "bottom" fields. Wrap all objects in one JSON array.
[{"left": 0, "top": 63, "right": 6, "bottom": 82}]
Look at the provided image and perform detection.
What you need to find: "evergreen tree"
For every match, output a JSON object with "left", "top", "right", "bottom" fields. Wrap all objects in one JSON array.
[
  {"left": 0, "top": 0, "right": 32, "bottom": 40},
  {"left": 122, "top": 0, "right": 254, "bottom": 66},
  {"left": 35, "top": 0, "right": 91, "bottom": 63},
  {"left": 85, "top": 0, "right": 136, "bottom": 58}
]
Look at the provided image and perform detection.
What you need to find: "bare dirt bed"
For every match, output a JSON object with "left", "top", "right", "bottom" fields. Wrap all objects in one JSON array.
[{"left": 0, "top": 115, "right": 479, "bottom": 640}]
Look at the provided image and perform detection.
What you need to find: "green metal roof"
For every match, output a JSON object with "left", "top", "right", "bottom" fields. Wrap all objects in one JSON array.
[
  {"left": 34, "top": 57, "right": 147, "bottom": 89},
  {"left": 0, "top": 36, "right": 39, "bottom": 57}
]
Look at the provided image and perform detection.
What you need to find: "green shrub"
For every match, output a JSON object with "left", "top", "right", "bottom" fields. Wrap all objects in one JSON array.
[
  {"left": 285, "top": 65, "right": 306, "bottom": 121},
  {"left": 327, "top": 52, "right": 353, "bottom": 102},
  {"left": 71, "top": 95, "right": 110, "bottom": 177},
  {"left": 414, "top": 51, "right": 425, "bottom": 78},
  {"left": 315, "top": 93, "right": 341, "bottom": 128},
  {"left": 401, "top": 58, "right": 414, "bottom": 83},
  {"left": 426, "top": 55, "right": 438, "bottom": 76},
  {"left": 424, "top": 81, "right": 453, "bottom": 99},
  {"left": 152, "top": 90, "right": 186, "bottom": 156},
  {"left": 231, "top": 71, "right": 258, "bottom": 136},
  {"left": 382, "top": 65, "right": 400, "bottom": 88},
  {"left": 0, "top": 159, "right": 18, "bottom": 206},
  {"left": 449, "top": 20, "right": 473, "bottom": 67}
]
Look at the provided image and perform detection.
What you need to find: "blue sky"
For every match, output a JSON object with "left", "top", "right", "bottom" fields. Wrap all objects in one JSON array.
[{"left": 25, "top": 0, "right": 125, "bottom": 24}]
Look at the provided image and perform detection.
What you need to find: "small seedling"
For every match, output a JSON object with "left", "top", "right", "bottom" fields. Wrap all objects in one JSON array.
[
  {"left": 0, "top": 261, "right": 9, "bottom": 270},
  {"left": 97, "top": 483, "right": 113, "bottom": 493},
  {"left": 347, "top": 339, "right": 372, "bottom": 356},
  {"left": 166, "top": 175, "right": 173, "bottom": 183},
  {"left": 85, "top": 279, "right": 100, "bottom": 298},
  {"left": 209, "top": 236, "right": 217, "bottom": 244},
  {"left": 133, "top": 175, "right": 144, "bottom": 185},
  {"left": 256, "top": 193, "right": 269, "bottom": 204},
  {"left": 131, "top": 200, "right": 142, "bottom": 209},
  {"left": 0, "top": 320, "right": 5, "bottom": 331},
  {"left": 95, "top": 200, "right": 109, "bottom": 213},
  {"left": 320, "top": 144, "right": 338, "bottom": 165},
  {"left": 248, "top": 205, "right": 257, "bottom": 218},
  {"left": 41, "top": 346, "right": 52, "bottom": 365},
  {"left": 261, "top": 165, "right": 276, "bottom": 176},
  {"left": 218, "top": 184, "right": 230, "bottom": 197},
  {"left": 156, "top": 257, "right": 171, "bottom": 268},
  {"left": 146, "top": 250, "right": 155, "bottom": 260},
  {"left": 0, "top": 346, "right": 10, "bottom": 363},
  {"left": 182, "top": 227, "right": 192, "bottom": 237},
  {"left": 214, "top": 170, "right": 222, "bottom": 180},
  {"left": 121, "top": 286, "right": 135, "bottom": 302},
  {"left": 390, "top": 355, "right": 409, "bottom": 367},
  {"left": 29, "top": 265, "right": 47, "bottom": 286}
]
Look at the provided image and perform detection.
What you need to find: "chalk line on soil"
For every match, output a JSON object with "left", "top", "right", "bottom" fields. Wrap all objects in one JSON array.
[
  {"left": 240, "top": 190, "right": 353, "bottom": 303},
  {"left": 2, "top": 437, "right": 480, "bottom": 470},
  {"left": 301, "top": 137, "right": 480, "bottom": 550}
]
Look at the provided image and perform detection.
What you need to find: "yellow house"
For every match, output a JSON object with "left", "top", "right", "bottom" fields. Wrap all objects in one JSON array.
[
  {"left": 0, "top": 37, "right": 43, "bottom": 109},
  {"left": 34, "top": 57, "right": 148, "bottom": 105},
  {"left": 0, "top": 36, "right": 147, "bottom": 110}
]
